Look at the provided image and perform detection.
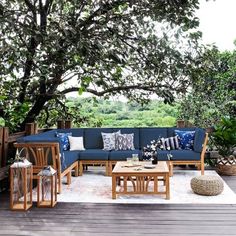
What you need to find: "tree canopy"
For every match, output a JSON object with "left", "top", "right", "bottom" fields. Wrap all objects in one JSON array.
[
  {"left": 0, "top": 0, "right": 203, "bottom": 131},
  {"left": 178, "top": 45, "right": 236, "bottom": 127}
]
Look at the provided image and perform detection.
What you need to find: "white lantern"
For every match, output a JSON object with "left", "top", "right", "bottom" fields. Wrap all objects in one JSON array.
[
  {"left": 37, "top": 166, "right": 57, "bottom": 208},
  {"left": 10, "top": 159, "right": 33, "bottom": 211}
]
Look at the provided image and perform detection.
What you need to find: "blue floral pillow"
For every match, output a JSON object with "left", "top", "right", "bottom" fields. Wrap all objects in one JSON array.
[
  {"left": 55, "top": 132, "right": 72, "bottom": 151},
  {"left": 174, "top": 130, "right": 195, "bottom": 150}
]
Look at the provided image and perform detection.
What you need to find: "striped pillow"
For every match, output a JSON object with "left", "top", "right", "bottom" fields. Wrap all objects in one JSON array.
[{"left": 160, "top": 136, "right": 179, "bottom": 150}]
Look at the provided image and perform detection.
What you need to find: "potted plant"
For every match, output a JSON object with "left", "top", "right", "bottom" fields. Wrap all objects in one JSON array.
[{"left": 211, "top": 117, "right": 236, "bottom": 175}]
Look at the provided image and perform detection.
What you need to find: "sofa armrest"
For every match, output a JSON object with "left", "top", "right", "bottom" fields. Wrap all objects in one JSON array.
[
  {"left": 194, "top": 128, "right": 206, "bottom": 153},
  {"left": 14, "top": 142, "right": 61, "bottom": 176},
  {"left": 200, "top": 132, "right": 209, "bottom": 161}
]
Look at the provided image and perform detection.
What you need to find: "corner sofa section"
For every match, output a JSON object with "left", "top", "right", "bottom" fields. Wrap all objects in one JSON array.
[{"left": 16, "top": 127, "right": 208, "bottom": 184}]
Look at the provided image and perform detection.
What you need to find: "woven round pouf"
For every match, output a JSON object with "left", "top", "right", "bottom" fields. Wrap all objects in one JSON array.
[{"left": 191, "top": 175, "right": 224, "bottom": 196}]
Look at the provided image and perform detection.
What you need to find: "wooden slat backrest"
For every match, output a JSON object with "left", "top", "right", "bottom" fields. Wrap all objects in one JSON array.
[{"left": 13, "top": 142, "right": 61, "bottom": 176}]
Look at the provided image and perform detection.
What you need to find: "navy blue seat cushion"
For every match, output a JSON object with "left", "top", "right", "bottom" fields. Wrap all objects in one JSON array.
[
  {"left": 109, "top": 149, "right": 142, "bottom": 161},
  {"left": 84, "top": 128, "right": 113, "bottom": 149},
  {"left": 79, "top": 149, "right": 109, "bottom": 160},
  {"left": 61, "top": 151, "right": 79, "bottom": 172},
  {"left": 140, "top": 128, "right": 168, "bottom": 148},
  {"left": 169, "top": 150, "right": 201, "bottom": 161},
  {"left": 156, "top": 150, "right": 172, "bottom": 161},
  {"left": 113, "top": 128, "right": 140, "bottom": 149},
  {"left": 193, "top": 128, "right": 206, "bottom": 153}
]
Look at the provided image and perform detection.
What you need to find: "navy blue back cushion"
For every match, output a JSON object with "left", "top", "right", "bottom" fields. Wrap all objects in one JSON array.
[
  {"left": 68, "top": 128, "right": 84, "bottom": 137},
  {"left": 84, "top": 128, "right": 113, "bottom": 149},
  {"left": 139, "top": 128, "right": 168, "bottom": 148},
  {"left": 18, "top": 130, "right": 56, "bottom": 142},
  {"left": 167, "top": 127, "right": 196, "bottom": 137},
  {"left": 18, "top": 131, "right": 61, "bottom": 146},
  {"left": 113, "top": 128, "right": 140, "bottom": 149},
  {"left": 193, "top": 128, "right": 206, "bottom": 153}
]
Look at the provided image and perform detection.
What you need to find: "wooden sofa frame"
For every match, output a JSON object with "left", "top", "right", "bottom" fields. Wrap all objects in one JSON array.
[
  {"left": 168, "top": 132, "right": 209, "bottom": 176},
  {"left": 14, "top": 142, "right": 79, "bottom": 193},
  {"left": 79, "top": 160, "right": 109, "bottom": 176}
]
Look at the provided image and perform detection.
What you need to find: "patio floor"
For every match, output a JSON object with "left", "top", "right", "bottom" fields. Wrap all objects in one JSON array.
[{"left": 0, "top": 175, "right": 236, "bottom": 236}]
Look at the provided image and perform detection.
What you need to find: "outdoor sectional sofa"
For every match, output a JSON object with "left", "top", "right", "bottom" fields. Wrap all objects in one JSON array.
[{"left": 15, "top": 127, "right": 208, "bottom": 193}]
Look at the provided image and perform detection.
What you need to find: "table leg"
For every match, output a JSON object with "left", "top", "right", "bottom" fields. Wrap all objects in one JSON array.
[
  {"left": 117, "top": 176, "right": 121, "bottom": 186},
  {"left": 165, "top": 174, "right": 170, "bottom": 200},
  {"left": 154, "top": 176, "right": 158, "bottom": 193},
  {"left": 112, "top": 175, "right": 116, "bottom": 199}
]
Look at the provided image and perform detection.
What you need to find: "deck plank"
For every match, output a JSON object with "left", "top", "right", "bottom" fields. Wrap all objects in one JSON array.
[{"left": 0, "top": 174, "right": 236, "bottom": 235}]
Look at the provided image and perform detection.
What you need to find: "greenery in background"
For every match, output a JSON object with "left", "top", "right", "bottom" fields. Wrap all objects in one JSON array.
[
  {"left": 0, "top": 1, "right": 234, "bottom": 133},
  {"left": 211, "top": 117, "right": 236, "bottom": 157},
  {"left": 0, "top": 117, "right": 5, "bottom": 127},
  {"left": 178, "top": 46, "right": 236, "bottom": 128},
  {"left": 37, "top": 97, "right": 179, "bottom": 128}
]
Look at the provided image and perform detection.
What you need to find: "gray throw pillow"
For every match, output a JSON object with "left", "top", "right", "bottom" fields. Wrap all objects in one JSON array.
[
  {"left": 102, "top": 131, "right": 120, "bottom": 150},
  {"left": 115, "top": 133, "right": 135, "bottom": 150}
]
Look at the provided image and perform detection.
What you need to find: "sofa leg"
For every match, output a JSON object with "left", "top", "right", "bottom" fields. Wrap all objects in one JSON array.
[
  {"left": 79, "top": 162, "right": 83, "bottom": 176},
  {"left": 105, "top": 162, "right": 109, "bottom": 176},
  {"left": 74, "top": 162, "right": 79, "bottom": 177},
  {"left": 67, "top": 172, "right": 72, "bottom": 185},
  {"left": 108, "top": 162, "right": 113, "bottom": 176},
  {"left": 169, "top": 162, "right": 173, "bottom": 177},
  {"left": 201, "top": 162, "right": 205, "bottom": 175}
]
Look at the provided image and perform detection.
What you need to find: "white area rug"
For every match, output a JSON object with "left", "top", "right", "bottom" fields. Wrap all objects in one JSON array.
[{"left": 56, "top": 170, "right": 236, "bottom": 204}]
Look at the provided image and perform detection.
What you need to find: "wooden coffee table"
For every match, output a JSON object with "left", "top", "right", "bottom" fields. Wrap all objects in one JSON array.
[{"left": 112, "top": 161, "right": 170, "bottom": 200}]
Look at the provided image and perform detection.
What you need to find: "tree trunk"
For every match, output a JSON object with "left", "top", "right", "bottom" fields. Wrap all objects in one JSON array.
[{"left": 20, "top": 97, "right": 50, "bottom": 131}]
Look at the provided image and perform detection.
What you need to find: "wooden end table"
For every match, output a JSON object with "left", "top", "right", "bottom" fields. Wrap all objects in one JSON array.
[{"left": 112, "top": 161, "right": 170, "bottom": 200}]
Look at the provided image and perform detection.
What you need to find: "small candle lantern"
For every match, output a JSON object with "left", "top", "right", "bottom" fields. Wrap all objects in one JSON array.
[
  {"left": 37, "top": 166, "right": 57, "bottom": 208},
  {"left": 10, "top": 150, "right": 33, "bottom": 211}
]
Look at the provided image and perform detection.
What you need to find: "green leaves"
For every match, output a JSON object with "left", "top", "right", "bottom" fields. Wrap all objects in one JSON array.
[
  {"left": 0, "top": 0, "right": 204, "bottom": 131},
  {"left": 212, "top": 117, "right": 236, "bottom": 157},
  {"left": 178, "top": 46, "right": 236, "bottom": 128}
]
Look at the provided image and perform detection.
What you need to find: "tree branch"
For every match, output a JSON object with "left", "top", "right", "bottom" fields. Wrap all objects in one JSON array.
[
  {"left": 79, "top": 0, "right": 128, "bottom": 31},
  {"left": 60, "top": 84, "right": 168, "bottom": 97}
]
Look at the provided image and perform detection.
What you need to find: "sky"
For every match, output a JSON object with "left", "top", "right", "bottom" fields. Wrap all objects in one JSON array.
[{"left": 197, "top": 0, "right": 236, "bottom": 51}]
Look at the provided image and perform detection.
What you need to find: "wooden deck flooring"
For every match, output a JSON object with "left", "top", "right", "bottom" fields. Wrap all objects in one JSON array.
[{"left": 0, "top": 175, "right": 236, "bottom": 236}]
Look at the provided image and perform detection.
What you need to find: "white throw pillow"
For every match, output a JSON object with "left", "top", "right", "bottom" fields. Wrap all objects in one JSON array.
[{"left": 68, "top": 136, "right": 85, "bottom": 151}]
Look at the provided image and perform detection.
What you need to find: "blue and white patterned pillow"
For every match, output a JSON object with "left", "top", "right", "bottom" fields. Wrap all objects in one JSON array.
[
  {"left": 55, "top": 132, "right": 72, "bottom": 151},
  {"left": 174, "top": 130, "right": 195, "bottom": 150},
  {"left": 102, "top": 131, "right": 120, "bottom": 150}
]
